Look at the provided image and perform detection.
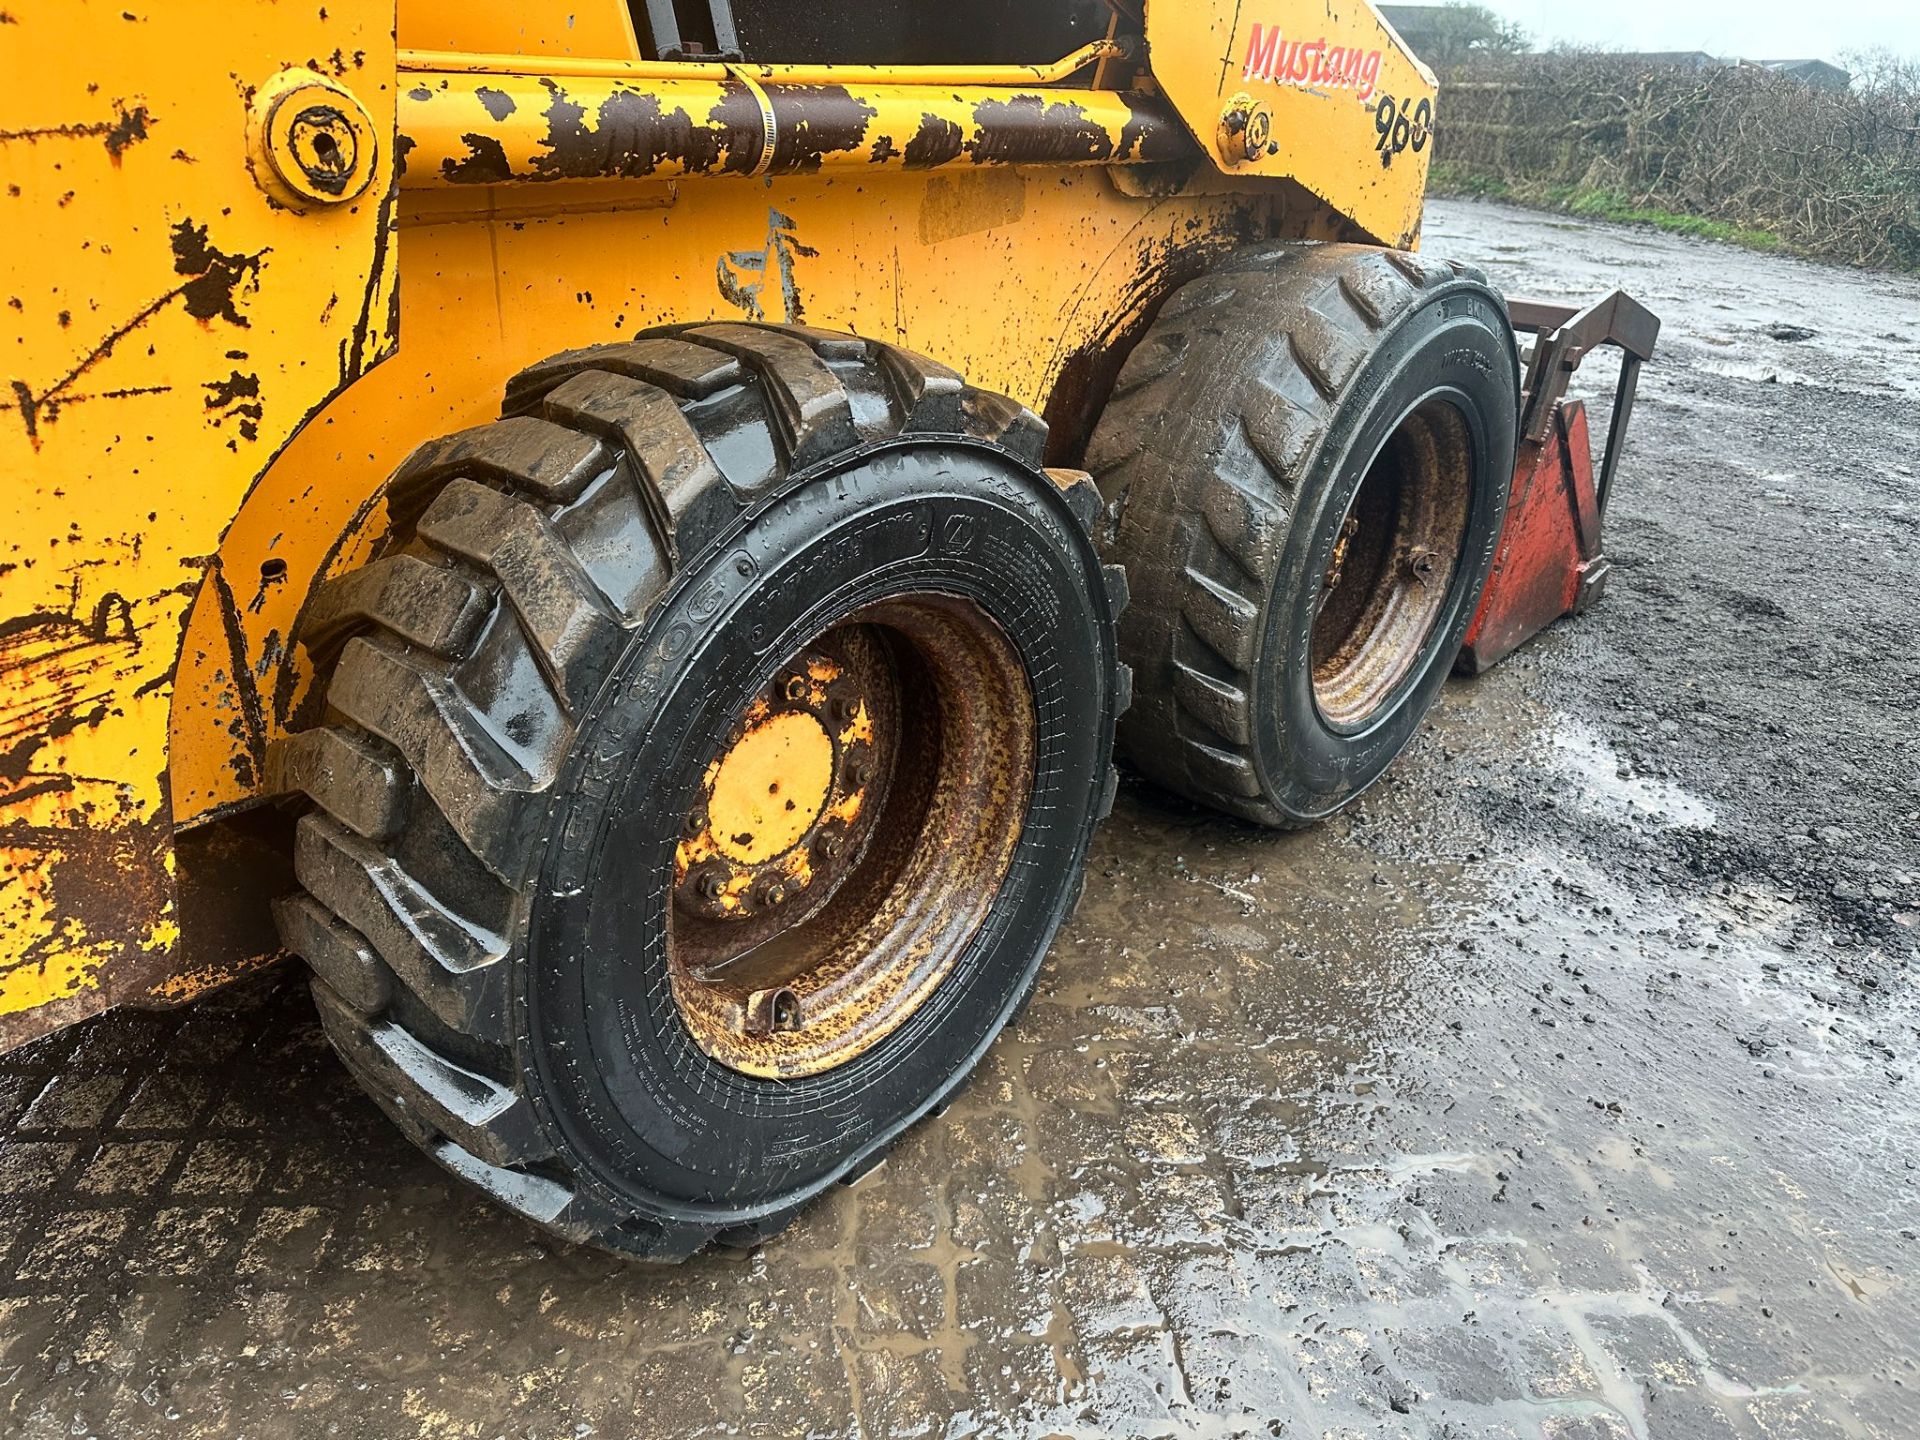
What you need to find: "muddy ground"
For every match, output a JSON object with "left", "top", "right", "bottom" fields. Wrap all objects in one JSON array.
[{"left": 1, "top": 199, "right": 1916, "bottom": 1439}]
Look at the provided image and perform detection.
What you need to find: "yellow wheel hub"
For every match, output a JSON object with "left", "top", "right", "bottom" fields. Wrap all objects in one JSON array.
[
  {"left": 706, "top": 711, "right": 834, "bottom": 865},
  {"left": 666, "top": 604, "right": 1035, "bottom": 1079}
]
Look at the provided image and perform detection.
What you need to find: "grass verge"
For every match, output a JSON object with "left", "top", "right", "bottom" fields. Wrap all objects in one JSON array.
[{"left": 1429, "top": 166, "right": 1784, "bottom": 253}]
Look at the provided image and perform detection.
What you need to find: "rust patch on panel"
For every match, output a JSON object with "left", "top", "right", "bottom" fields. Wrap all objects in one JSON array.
[
  {"left": 968, "top": 94, "right": 1115, "bottom": 165},
  {"left": 903, "top": 113, "right": 965, "bottom": 169},
  {"left": 524, "top": 79, "right": 756, "bottom": 181},
  {"left": 764, "top": 85, "right": 876, "bottom": 173}
]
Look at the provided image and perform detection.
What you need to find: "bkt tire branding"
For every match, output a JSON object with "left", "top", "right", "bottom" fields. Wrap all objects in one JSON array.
[{"left": 1242, "top": 24, "right": 1386, "bottom": 101}]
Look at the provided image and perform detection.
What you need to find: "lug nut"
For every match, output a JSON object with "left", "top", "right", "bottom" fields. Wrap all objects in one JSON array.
[
  {"left": 783, "top": 674, "right": 809, "bottom": 702},
  {"left": 695, "top": 867, "right": 726, "bottom": 901},
  {"left": 815, "top": 833, "right": 842, "bottom": 863},
  {"left": 684, "top": 808, "right": 707, "bottom": 838},
  {"left": 845, "top": 759, "right": 868, "bottom": 788},
  {"left": 832, "top": 696, "right": 860, "bottom": 726}
]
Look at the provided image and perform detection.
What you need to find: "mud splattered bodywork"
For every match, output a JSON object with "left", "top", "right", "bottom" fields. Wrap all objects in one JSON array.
[
  {"left": 400, "top": 74, "right": 1192, "bottom": 185},
  {"left": 2, "top": 0, "right": 1437, "bottom": 1049},
  {"left": 0, "top": 0, "right": 398, "bottom": 1043}
]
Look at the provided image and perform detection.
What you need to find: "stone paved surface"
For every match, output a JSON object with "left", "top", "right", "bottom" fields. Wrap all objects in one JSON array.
[{"left": 1, "top": 203, "right": 1915, "bottom": 1439}]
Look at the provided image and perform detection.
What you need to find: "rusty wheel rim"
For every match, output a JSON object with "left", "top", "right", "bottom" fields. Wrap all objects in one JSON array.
[
  {"left": 1311, "top": 398, "right": 1474, "bottom": 730},
  {"left": 667, "top": 596, "right": 1034, "bottom": 1080}
]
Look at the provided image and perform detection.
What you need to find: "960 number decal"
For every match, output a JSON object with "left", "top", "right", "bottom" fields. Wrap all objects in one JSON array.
[{"left": 1374, "top": 95, "right": 1433, "bottom": 157}]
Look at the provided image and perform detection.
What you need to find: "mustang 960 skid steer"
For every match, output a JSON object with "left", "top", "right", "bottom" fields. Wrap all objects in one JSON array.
[{"left": 1, "top": 0, "right": 1656, "bottom": 1258}]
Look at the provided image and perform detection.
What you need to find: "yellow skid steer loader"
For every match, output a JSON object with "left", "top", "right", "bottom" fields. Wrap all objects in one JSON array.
[{"left": 0, "top": 0, "right": 1654, "bottom": 1257}]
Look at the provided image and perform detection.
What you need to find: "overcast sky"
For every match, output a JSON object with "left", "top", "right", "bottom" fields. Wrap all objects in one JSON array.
[{"left": 1490, "top": 0, "right": 1917, "bottom": 61}]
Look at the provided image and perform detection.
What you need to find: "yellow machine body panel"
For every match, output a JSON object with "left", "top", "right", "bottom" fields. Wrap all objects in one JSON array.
[
  {"left": 1, "top": 0, "right": 1437, "bottom": 1050},
  {"left": 1145, "top": 0, "right": 1436, "bottom": 247},
  {"left": 0, "top": 0, "right": 398, "bottom": 1043}
]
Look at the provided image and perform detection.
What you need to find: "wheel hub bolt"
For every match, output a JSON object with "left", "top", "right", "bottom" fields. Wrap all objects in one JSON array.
[
  {"left": 696, "top": 868, "right": 726, "bottom": 901},
  {"left": 832, "top": 696, "right": 860, "bottom": 726},
  {"left": 783, "top": 674, "right": 809, "bottom": 702}
]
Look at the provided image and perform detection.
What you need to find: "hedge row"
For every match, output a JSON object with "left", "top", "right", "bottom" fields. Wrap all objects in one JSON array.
[{"left": 1430, "top": 55, "right": 1920, "bottom": 271}]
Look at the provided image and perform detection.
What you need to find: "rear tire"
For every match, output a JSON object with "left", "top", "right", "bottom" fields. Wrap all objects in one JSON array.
[
  {"left": 270, "top": 324, "right": 1127, "bottom": 1258},
  {"left": 1090, "top": 243, "right": 1519, "bottom": 826}
]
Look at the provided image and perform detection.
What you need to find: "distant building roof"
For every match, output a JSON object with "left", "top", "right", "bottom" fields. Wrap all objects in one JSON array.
[
  {"left": 1376, "top": 5, "right": 1523, "bottom": 61},
  {"left": 1755, "top": 58, "right": 1852, "bottom": 89}
]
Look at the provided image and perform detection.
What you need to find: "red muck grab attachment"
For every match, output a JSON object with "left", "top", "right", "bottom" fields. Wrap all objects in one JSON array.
[{"left": 1460, "top": 292, "right": 1663, "bottom": 673}]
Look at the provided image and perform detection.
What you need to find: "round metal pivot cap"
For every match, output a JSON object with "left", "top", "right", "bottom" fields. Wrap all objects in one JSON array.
[
  {"left": 1214, "top": 92, "right": 1272, "bottom": 166},
  {"left": 251, "top": 69, "right": 378, "bottom": 206}
]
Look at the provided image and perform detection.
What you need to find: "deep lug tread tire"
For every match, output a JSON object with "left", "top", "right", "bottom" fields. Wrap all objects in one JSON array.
[
  {"left": 1092, "top": 243, "right": 1518, "bottom": 827},
  {"left": 273, "top": 323, "right": 1123, "bottom": 1258}
]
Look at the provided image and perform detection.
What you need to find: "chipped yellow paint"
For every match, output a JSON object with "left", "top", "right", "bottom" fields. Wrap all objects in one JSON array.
[
  {"left": 837, "top": 701, "right": 875, "bottom": 749},
  {"left": 396, "top": 73, "right": 1187, "bottom": 189},
  {"left": 0, "top": 929, "right": 99, "bottom": 1018},
  {"left": 0, "top": 0, "right": 397, "bottom": 1046},
  {"left": 821, "top": 789, "right": 867, "bottom": 831},
  {"left": 0, "top": 848, "right": 182, "bottom": 1019},
  {"left": 144, "top": 948, "right": 274, "bottom": 1007}
]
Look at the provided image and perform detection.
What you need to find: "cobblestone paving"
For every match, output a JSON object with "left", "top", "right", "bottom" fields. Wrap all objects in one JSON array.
[{"left": 1, "top": 202, "right": 1915, "bottom": 1439}]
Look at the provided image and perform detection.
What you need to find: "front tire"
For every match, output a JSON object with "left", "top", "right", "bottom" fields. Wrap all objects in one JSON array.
[
  {"left": 269, "top": 325, "right": 1126, "bottom": 1258},
  {"left": 1091, "top": 243, "right": 1519, "bottom": 826}
]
